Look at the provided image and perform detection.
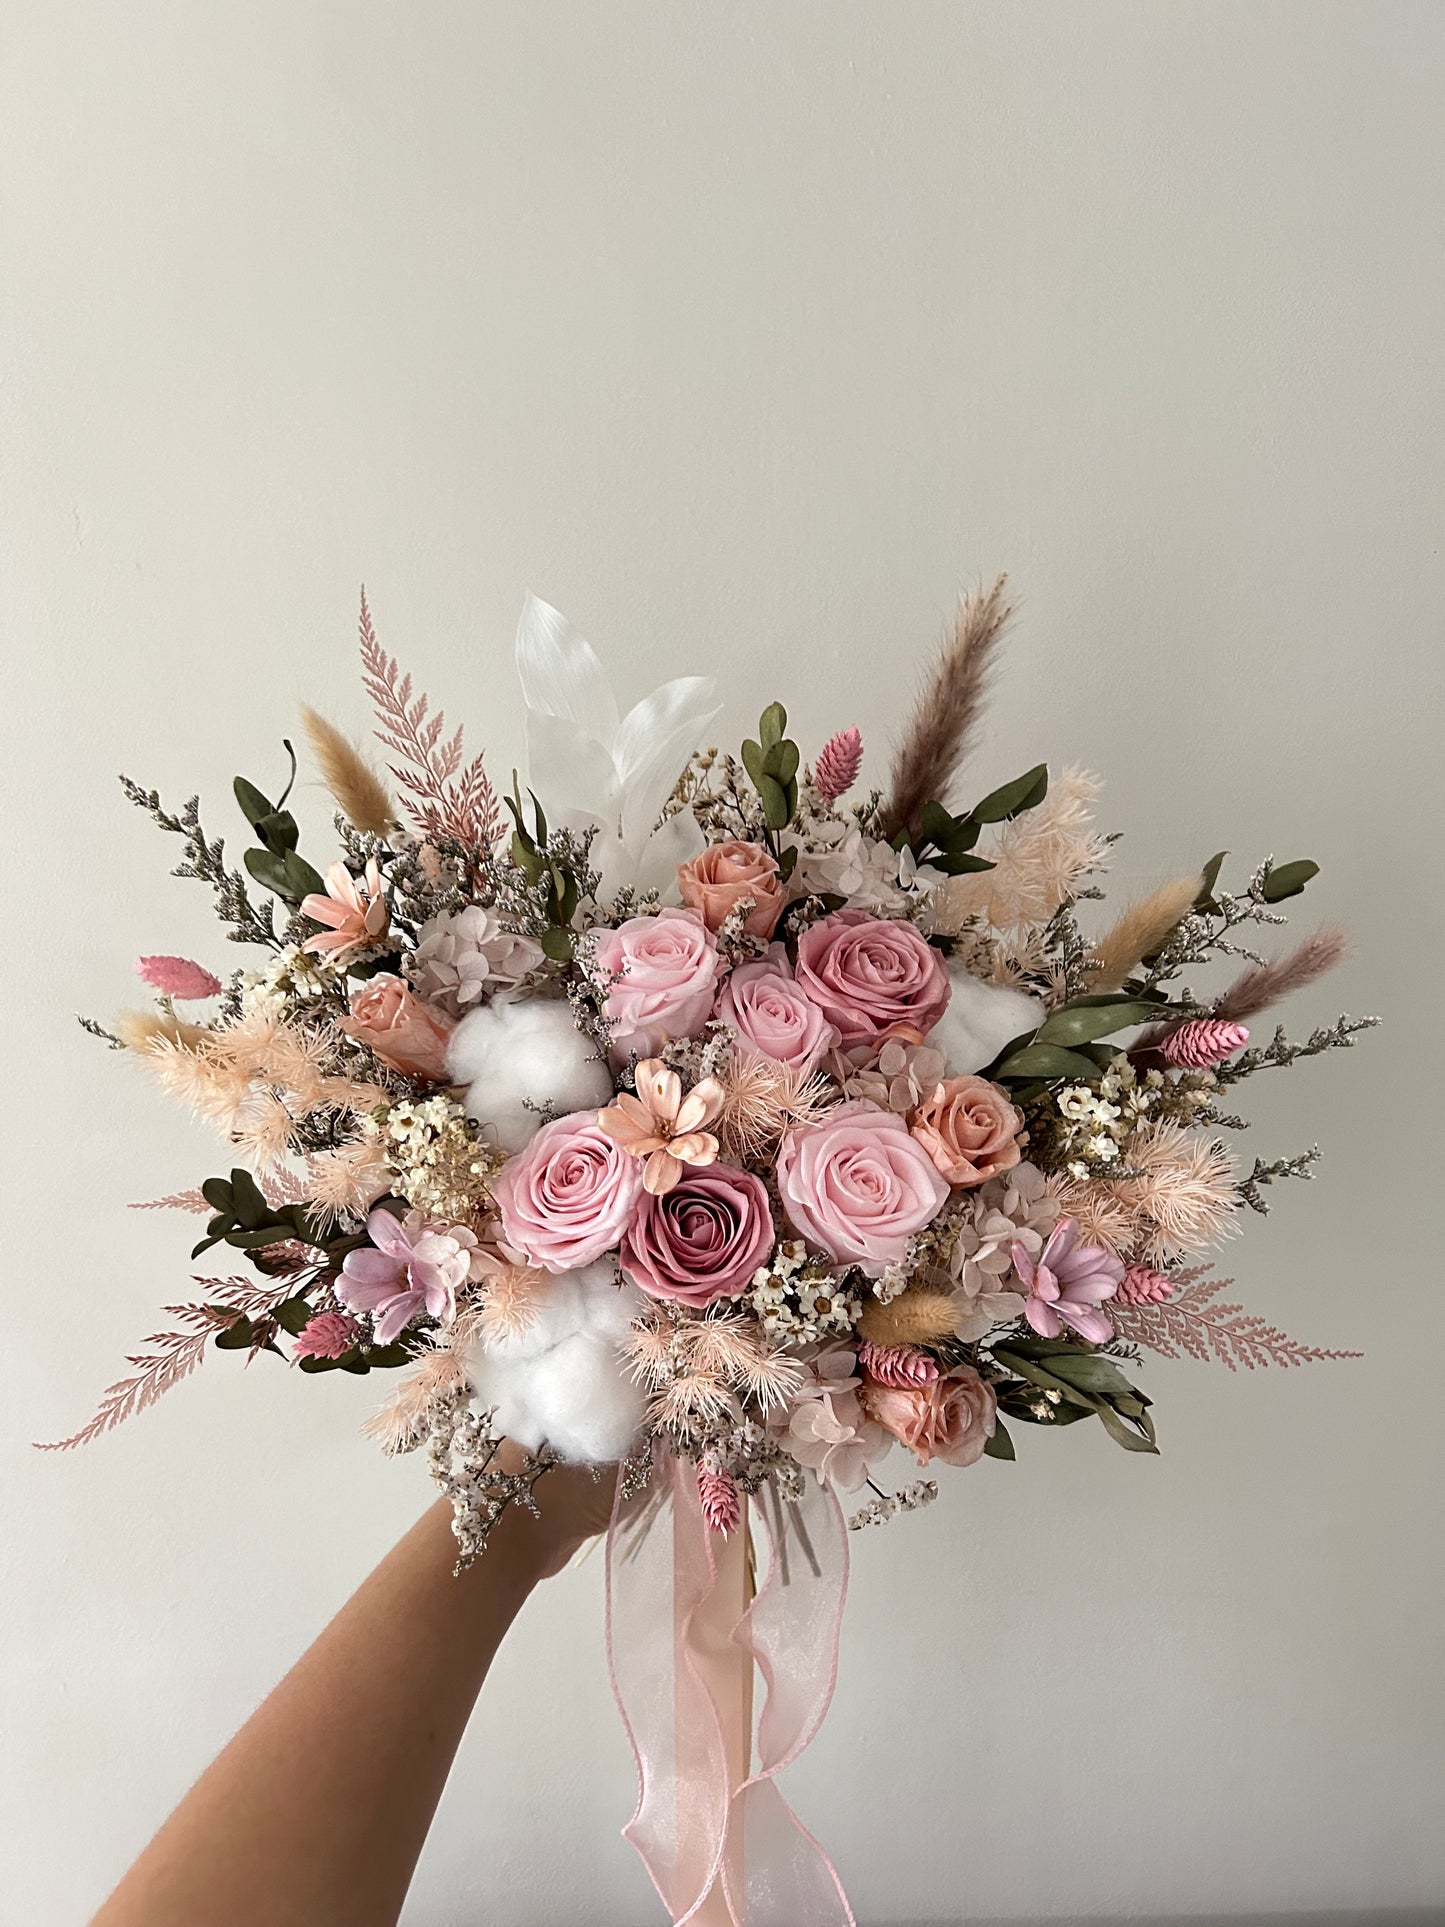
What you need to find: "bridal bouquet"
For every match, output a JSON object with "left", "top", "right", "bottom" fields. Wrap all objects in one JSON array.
[{"left": 58, "top": 580, "right": 1371, "bottom": 1924}]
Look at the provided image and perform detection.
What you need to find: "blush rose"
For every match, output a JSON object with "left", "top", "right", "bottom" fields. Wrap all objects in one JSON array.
[
  {"left": 619, "top": 1162, "right": 775, "bottom": 1306},
  {"left": 909, "top": 1076, "right": 1024, "bottom": 1187},
  {"left": 342, "top": 973, "right": 455, "bottom": 1082},
  {"left": 492, "top": 1111, "right": 644, "bottom": 1273},
  {"left": 864, "top": 1365, "right": 997, "bottom": 1467},
  {"left": 776, "top": 1100, "right": 949, "bottom": 1274},
  {"left": 677, "top": 839, "right": 785, "bottom": 940},
  {"left": 594, "top": 909, "right": 724, "bottom": 1064},
  {"left": 715, "top": 944, "right": 839, "bottom": 1073},
  {"left": 793, "top": 909, "right": 951, "bottom": 1047}
]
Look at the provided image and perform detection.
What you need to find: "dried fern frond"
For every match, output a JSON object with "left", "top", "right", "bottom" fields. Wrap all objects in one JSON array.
[
  {"left": 300, "top": 702, "right": 396, "bottom": 834},
  {"left": 1111, "top": 1270, "right": 1360, "bottom": 1369},
  {"left": 1089, "top": 876, "right": 1202, "bottom": 992},
  {"left": 878, "top": 575, "right": 1013, "bottom": 843},
  {"left": 357, "top": 588, "right": 502, "bottom": 851},
  {"left": 129, "top": 1189, "right": 210, "bottom": 1214},
  {"left": 1214, "top": 925, "right": 1350, "bottom": 1024}
]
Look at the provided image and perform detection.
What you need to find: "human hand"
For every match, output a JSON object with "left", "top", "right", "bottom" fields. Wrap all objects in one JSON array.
[{"left": 493, "top": 1441, "right": 619, "bottom": 1581}]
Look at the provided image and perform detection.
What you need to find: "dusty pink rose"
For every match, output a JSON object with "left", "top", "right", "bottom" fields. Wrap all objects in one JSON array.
[
  {"left": 492, "top": 1111, "right": 644, "bottom": 1273},
  {"left": 776, "top": 1100, "right": 949, "bottom": 1273},
  {"left": 594, "top": 909, "right": 724, "bottom": 1064},
  {"left": 619, "top": 1162, "right": 775, "bottom": 1306},
  {"left": 864, "top": 1365, "right": 997, "bottom": 1467},
  {"left": 909, "top": 1076, "right": 1024, "bottom": 1187},
  {"left": 715, "top": 943, "right": 840, "bottom": 1072},
  {"left": 794, "top": 909, "right": 951, "bottom": 1047},
  {"left": 677, "top": 839, "right": 785, "bottom": 940},
  {"left": 341, "top": 973, "right": 455, "bottom": 1081}
]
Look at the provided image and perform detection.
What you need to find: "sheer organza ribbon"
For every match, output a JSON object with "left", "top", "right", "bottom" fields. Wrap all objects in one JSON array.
[{"left": 605, "top": 1451, "right": 856, "bottom": 1926}]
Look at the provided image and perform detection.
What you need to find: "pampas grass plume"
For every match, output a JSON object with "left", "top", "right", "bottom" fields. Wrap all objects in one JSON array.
[
  {"left": 1214, "top": 925, "right": 1350, "bottom": 1023},
  {"left": 301, "top": 703, "right": 396, "bottom": 835}
]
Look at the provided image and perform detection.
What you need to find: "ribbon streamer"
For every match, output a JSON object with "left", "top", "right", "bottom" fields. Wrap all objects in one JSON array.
[{"left": 606, "top": 1452, "right": 855, "bottom": 1926}]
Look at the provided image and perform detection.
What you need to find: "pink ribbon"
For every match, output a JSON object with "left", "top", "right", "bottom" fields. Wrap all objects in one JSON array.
[{"left": 606, "top": 1452, "right": 856, "bottom": 1926}]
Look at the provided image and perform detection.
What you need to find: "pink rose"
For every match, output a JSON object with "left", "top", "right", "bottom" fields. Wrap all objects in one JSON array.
[
  {"left": 864, "top": 1365, "right": 997, "bottom": 1467},
  {"left": 341, "top": 973, "right": 455, "bottom": 1081},
  {"left": 909, "top": 1076, "right": 1024, "bottom": 1187},
  {"left": 620, "top": 1163, "right": 775, "bottom": 1306},
  {"left": 492, "top": 1111, "right": 644, "bottom": 1273},
  {"left": 677, "top": 839, "right": 785, "bottom": 940},
  {"left": 715, "top": 943, "right": 840, "bottom": 1072},
  {"left": 594, "top": 909, "right": 724, "bottom": 1064},
  {"left": 776, "top": 1100, "right": 949, "bottom": 1273},
  {"left": 793, "top": 910, "right": 951, "bottom": 1047}
]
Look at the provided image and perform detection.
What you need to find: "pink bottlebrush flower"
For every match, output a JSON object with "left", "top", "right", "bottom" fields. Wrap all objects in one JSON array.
[
  {"left": 814, "top": 726, "right": 863, "bottom": 804},
  {"left": 1160, "top": 1018, "right": 1250, "bottom": 1069},
  {"left": 300, "top": 859, "right": 390, "bottom": 961},
  {"left": 338, "top": 1207, "right": 480, "bottom": 1344},
  {"left": 293, "top": 1310, "right": 361, "bottom": 1360},
  {"left": 857, "top": 1340, "right": 940, "bottom": 1389},
  {"left": 597, "top": 1058, "right": 726, "bottom": 1195},
  {"left": 1116, "top": 1263, "right": 1173, "bottom": 1306},
  {"left": 135, "top": 955, "right": 223, "bottom": 1000},
  {"left": 1011, "top": 1217, "right": 1124, "bottom": 1345},
  {"left": 698, "top": 1465, "right": 741, "bottom": 1536}
]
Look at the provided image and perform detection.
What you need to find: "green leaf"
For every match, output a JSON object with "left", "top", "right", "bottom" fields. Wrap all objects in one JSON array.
[
  {"left": 281, "top": 851, "right": 325, "bottom": 901},
  {"left": 918, "top": 800, "right": 956, "bottom": 845},
  {"left": 1095, "top": 1403, "right": 1160, "bottom": 1453},
  {"left": 758, "top": 773, "right": 790, "bottom": 829},
  {"left": 540, "top": 925, "right": 575, "bottom": 962},
  {"left": 200, "top": 1176, "right": 234, "bottom": 1213},
  {"left": 272, "top": 1296, "right": 314, "bottom": 1336},
  {"left": 759, "top": 703, "right": 787, "bottom": 751},
  {"left": 740, "top": 739, "right": 765, "bottom": 789},
  {"left": 190, "top": 1233, "right": 223, "bottom": 1260},
  {"left": 983, "top": 1418, "right": 1016, "bottom": 1461},
  {"left": 363, "top": 1342, "right": 416, "bottom": 1370},
  {"left": 254, "top": 809, "right": 299, "bottom": 854},
  {"left": 228, "top": 1167, "right": 270, "bottom": 1228},
  {"left": 774, "top": 739, "right": 800, "bottom": 787},
  {"left": 1260, "top": 858, "right": 1319, "bottom": 903},
  {"left": 233, "top": 776, "right": 274, "bottom": 830},
  {"left": 1040, "top": 1352, "right": 1137, "bottom": 1399},
  {"left": 991, "top": 1042, "right": 1102, "bottom": 1083},
  {"left": 777, "top": 844, "right": 799, "bottom": 882},
  {"left": 971, "top": 763, "right": 1048, "bottom": 824},
  {"left": 297, "top": 1352, "right": 342, "bottom": 1373},
  {"left": 1037, "top": 1000, "right": 1160, "bottom": 1047},
  {"left": 934, "top": 851, "right": 995, "bottom": 876},
  {"left": 1194, "top": 850, "right": 1228, "bottom": 913},
  {"left": 213, "top": 1317, "right": 255, "bottom": 1351},
  {"left": 224, "top": 1225, "right": 296, "bottom": 1250}
]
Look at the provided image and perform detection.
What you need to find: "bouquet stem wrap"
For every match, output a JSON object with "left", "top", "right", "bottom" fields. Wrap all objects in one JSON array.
[{"left": 606, "top": 1452, "right": 856, "bottom": 1926}]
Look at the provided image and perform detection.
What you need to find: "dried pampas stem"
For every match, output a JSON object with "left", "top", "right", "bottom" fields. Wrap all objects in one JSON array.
[
  {"left": 1213, "top": 926, "right": 1350, "bottom": 1023},
  {"left": 878, "top": 574, "right": 1013, "bottom": 842},
  {"left": 1089, "top": 875, "right": 1202, "bottom": 992},
  {"left": 300, "top": 703, "right": 396, "bottom": 834},
  {"left": 859, "top": 1287, "right": 960, "bottom": 1348}
]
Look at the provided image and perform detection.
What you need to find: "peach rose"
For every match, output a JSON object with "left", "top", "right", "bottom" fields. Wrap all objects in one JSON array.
[
  {"left": 909, "top": 1076, "right": 1024, "bottom": 1187},
  {"left": 342, "top": 973, "right": 455, "bottom": 1082},
  {"left": 863, "top": 1365, "right": 997, "bottom": 1467},
  {"left": 678, "top": 839, "right": 785, "bottom": 940}
]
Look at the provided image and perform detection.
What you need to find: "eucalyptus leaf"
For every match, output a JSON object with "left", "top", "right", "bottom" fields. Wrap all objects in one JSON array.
[
  {"left": 1260, "top": 858, "right": 1319, "bottom": 902},
  {"left": 255, "top": 809, "right": 299, "bottom": 854},
  {"left": 272, "top": 1296, "right": 314, "bottom": 1336},
  {"left": 758, "top": 773, "right": 790, "bottom": 829},
  {"left": 935, "top": 851, "right": 995, "bottom": 876},
  {"left": 1037, "top": 1000, "right": 1159, "bottom": 1047},
  {"left": 233, "top": 776, "right": 274, "bottom": 829},
  {"left": 740, "top": 739, "right": 765, "bottom": 788},
  {"left": 201, "top": 1177, "right": 234, "bottom": 1213},
  {"left": 991, "top": 1042, "right": 1102, "bottom": 1083},
  {"left": 759, "top": 702, "right": 787, "bottom": 750},
  {"left": 983, "top": 1419, "right": 1016, "bottom": 1461},
  {"left": 213, "top": 1317, "right": 255, "bottom": 1351},
  {"left": 774, "top": 740, "right": 800, "bottom": 786},
  {"left": 540, "top": 926, "right": 575, "bottom": 962},
  {"left": 971, "top": 763, "right": 1048, "bottom": 824},
  {"left": 1095, "top": 1403, "right": 1160, "bottom": 1454}
]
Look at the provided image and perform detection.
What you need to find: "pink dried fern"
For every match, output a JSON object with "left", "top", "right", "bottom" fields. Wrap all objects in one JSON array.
[
  {"left": 1111, "top": 1270, "right": 1360, "bottom": 1370},
  {"left": 129, "top": 1189, "right": 211, "bottom": 1214},
  {"left": 357, "top": 588, "right": 502, "bottom": 851}
]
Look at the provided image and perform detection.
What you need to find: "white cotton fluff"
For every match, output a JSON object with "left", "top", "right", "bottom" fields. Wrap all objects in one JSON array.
[
  {"left": 447, "top": 995, "right": 614, "bottom": 1154},
  {"left": 468, "top": 1261, "right": 647, "bottom": 1463},
  {"left": 927, "top": 966, "right": 1045, "bottom": 1076}
]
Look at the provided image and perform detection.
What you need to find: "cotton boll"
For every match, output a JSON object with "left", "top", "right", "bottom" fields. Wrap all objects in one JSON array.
[
  {"left": 447, "top": 995, "right": 614, "bottom": 1154},
  {"left": 927, "top": 967, "right": 1044, "bottom": 1076},
  {"left": 468, "top": 1263, "right": 647, "bottom": 1463}
]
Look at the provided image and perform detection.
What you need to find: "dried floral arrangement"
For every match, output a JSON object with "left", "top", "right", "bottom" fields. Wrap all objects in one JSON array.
[{"left": 57, "top": 580, "right": 1373, "bottom": 1925}]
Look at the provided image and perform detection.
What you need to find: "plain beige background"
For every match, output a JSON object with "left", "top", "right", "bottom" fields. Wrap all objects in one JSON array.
[{"left": 4, "top": 4, "right": 1443, "bottom": 1924}]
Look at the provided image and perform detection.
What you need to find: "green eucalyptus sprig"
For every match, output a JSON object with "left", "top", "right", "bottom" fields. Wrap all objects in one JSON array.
[
  {"left": 504, "top": 774, "right": 581, "bottom": 961},
  {"left": 740, "top": 703, "right": 801, "bottom": 878},
  {"left": 985, "top": 988, "right": 1175, "bottom": 1086},
  {"left": 192, "top": 1167, "right": 328, "bottom": 1262},
  {"left": 234, "top": 743, "right": 326, "bottom": 910},
  {"left": 899, "top": 762, "right": 1049, "bottom": 877},
  {"left": 992, "top": 1338, "right": 1158, "bottom": 1455}
]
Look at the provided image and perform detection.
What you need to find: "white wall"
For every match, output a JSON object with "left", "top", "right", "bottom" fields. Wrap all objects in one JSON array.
[{"left": 4, "top": 4, "right": 1443, "bottom": 1923}]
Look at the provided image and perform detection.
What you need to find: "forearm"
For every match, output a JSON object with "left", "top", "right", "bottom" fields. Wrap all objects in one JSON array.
[{"left": 91, "top": 1497, "right": 551, "bottom": 1927}]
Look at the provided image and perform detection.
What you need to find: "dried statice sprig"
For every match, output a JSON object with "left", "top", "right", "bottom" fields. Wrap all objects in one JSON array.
[
  {"left": 424, "top": 1392, "right": 560, "bottom": 1572},
  {"left": 1110, "top": 1270, "right": 1360, "bottom": 1370},
  {"left": 1210, "top": 1015, "right": 1380, "bottom": 1087},
  {"left": 119, "top": 777, "right": 279, "bottom": 948},
  {"left": 848, "top": 1479, "right": 939, "bottom": 1532},
  {"left": 78, "top": 1015, "right": 124, "bottom": 1047},
  {"left": 1237, "top": 1147, "right": 1321, "bottom": 1215}
]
